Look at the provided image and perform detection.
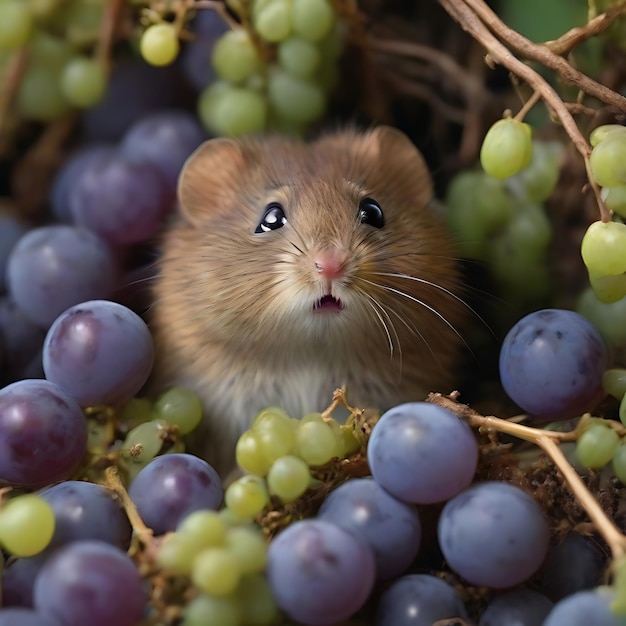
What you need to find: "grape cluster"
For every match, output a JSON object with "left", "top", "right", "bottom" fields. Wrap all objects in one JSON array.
[{"left": 446, "top": 128, "right": 563, "bottom": 304}]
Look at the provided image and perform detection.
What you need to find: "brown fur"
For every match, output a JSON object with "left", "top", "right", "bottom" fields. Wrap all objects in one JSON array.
[{"left": 150, "top": 126, "right": 467, "bottom": 475}]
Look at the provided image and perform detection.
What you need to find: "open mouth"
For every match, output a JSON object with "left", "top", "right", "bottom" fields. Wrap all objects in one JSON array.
[{"left": 313, "top": 294, "right": 344, "bottom": 313}]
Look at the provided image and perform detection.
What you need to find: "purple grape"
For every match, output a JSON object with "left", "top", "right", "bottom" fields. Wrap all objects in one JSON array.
[
  {"left": 68, "top": 151, "right": 170, "bottom": 246},
  {"left": 42, "top": 299, "right": 154, "bottom": 407},
  {"left": 317, "top": 477, "right": 421, "bottom": 580},
  {"left": 438, "top": 481, "right": 550, "bottom": 588},
  {"left": 50, "top": 145, "right": 116, "bottom": 223},
  {"left": 5, "top": 225, "right": 118, "bottom": 328},
  {"left": 128, "top": 453, "right": 222, "bottom": 535},
  {"left": 33, "top": 540, "right": 146, "bottom": 626},
  {"left": 119, "top": 110, "right": 206, "bottom": 201},
  {"left": 0, "top": 608, "right": 60, "bottom": 626},
  {"left": 267, "top": 519, "right": 375, "bottom": 625},
  {"left": 375, "top": 574, "right": 469, "bottom": 626},
  {"left": 37, "top": 481, "right": 132, "bottom": 551},
  {"left": 543, "top": 589, "right": 623, "bottom": 626},
  {"left": 0, "top": 379, "right": 87, "bottom": 488},
  {"left": 478, "top": 588, "right": 554, "bottom": 625},
  {"left": 499, "top": 309, "right": 608, "bottom": 421},
  {"left": 1, "top": 555, "right": 47, "bottom": 608},
  {"left": 367, "top": 402, "right": 478, "bottom": 504},
  {"left": 0, "top": 210, "right": 28, "bottom": 293}
]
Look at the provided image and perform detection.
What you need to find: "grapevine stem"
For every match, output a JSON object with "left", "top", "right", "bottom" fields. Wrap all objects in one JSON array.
[
  {"left": 513, "top": 90, "right": 541, "bottom": 122},
  {"left": 95, "top": 0, "right": 126, "bottom": 69}
]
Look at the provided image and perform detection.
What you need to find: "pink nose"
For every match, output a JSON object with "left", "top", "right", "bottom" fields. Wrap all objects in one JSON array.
[{"left": 314, "top": 249, "right": 346, "bottom": 279}]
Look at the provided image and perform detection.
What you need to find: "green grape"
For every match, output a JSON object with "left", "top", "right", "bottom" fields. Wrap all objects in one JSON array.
[
  {"left": 122, "top": 419, "right": 167, "bottom": 464},
  {"left": 198, "top": 83, "right": 268, "bottom": 137},
  {"left": 225, "top": 526, "right": 267, "bottom": 574},
  {"left": 0, "top": 495, "right": 55, "bottom": 557},
  {"left": 590, "top": 124, "right": 626, "bottom": 148},
  {"left": 253, "top": 406, "right": 292, "bottom": 428},
  {"left": 157, "top": 531, "right": 198, "bottom": 575},
  {"left": 581, "top": 220, "right": 626, "bottom": 276},
  {"left": 237, "top": 574, "right": 279, "bottom": 625},
  {"left": 603, "top": 369, "right": 626, "bottom": 401},
  {"left": 620, "top": 393, "right": 626, "bottom": 427},
  {"left": 211, "top": 29, "right": 261, "bottom": 83},
  {"left": 245, "top": 72, "right": 266, "bottom": 92},
  {"left": 140, "top": 23, "right": 180, "bottom": 67},
  {"left": 291, "top": 0, "right": 335, "bottom": 43},
  {"left": 613, "top": 441, "right": 626, "bottom": 483},
  {"left": 224, "top": 475, "right": 270, "bottom": 518},
  {"left": 253, "top": 0, "right": 292, "bottom": 43},
  {"left": 510, "top": 140, "right": 564, "bottom": 202},
  {"left": 192, "top": 547, "right": 241, "bottom": 596},
  {"left": 576, "top": 422, "right": 620, "bottom": 469},
  {"left": 480, "top": 118, "right": 533, "bottom": 180},
  {"left": 267, "top": 455, "right": 311, "bottom": 502},
  {"left": 16, "top": 64, "right": 70, "bottom": 121},
  {"left": 235, "top": 430, "right": 272, "bottom": 476},
  {"left": 341, "top": 425, "right": 360, "bottom": 456},
  {"left": 296, "top": 417, "right": 342, "bottom": 465},
  {"left": 0, "top": 0, "right": 33, "bottom": 50},
  {"left": 278, "top": 37, "right": 321, "bottom": 79},
  {"left": 611, "top": 555, "right": 626, "bottom": 615},
  {"left": 603, "top": 186, "right": 626, "bottom": 218},
  {"left": 268, "top": 69, "right": 326, "bottom": 123},
  {"left": 253, "top": 411, "right": 297, "bottom": 463},
  {"left": 182, "top": 594, "right": 241, "bottom": 626},
  {"left": 577, "top": 287, "right": 626, "bottom": 347},
  {"left": 118, "top": 397, "right": 153, "bottom": 429},
  {"left": 52, "top": 0, "right": 103, "bottom": 47},
  {"left": 153, "top": 386, "right": 202, "bottom": 435},
  {"left": 177, "top": 510, "right": 227, "bottom": 548},
  {"left": 29, "top": 31, "right": 72, "bottom": 70},
  {"left": 588, "top": 270, "right": 626, "bottom": 304},
  {"left": 61, "top": 57, "right": 107, "bottom": 108},
  {"left": 28, "top": 0, "right": 63, "bottom": 21},
  {"left": 589, "top": 131, "right": 626, "bottom": 188},
  {"left": 218, "top": 506, "right": 250, "bottom": 527},
  {"left": 500, "top": 201, "right": 552, "bottom": 255}
]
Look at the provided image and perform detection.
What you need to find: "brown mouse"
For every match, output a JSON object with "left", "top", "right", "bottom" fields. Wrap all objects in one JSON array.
[{"left": 150, "top": 126, "right": 468, "bottom": 475}]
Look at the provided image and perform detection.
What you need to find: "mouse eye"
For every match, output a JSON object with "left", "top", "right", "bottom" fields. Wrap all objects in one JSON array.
[
  {"left": 255, "top": 202, "right": 287, "bottom": 233},
  {"left": 358, "top": 197, "right": 384, "bottom": 228}
]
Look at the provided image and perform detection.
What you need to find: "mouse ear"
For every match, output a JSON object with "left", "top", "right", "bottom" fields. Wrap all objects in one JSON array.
[{"left": 177, "top": 137, "right": 245, "bottom": 225}]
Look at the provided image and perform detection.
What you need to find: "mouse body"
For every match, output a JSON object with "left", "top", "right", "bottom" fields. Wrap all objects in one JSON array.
[{"left": 150, "top": 126, "right": 468, "bottom": 474}]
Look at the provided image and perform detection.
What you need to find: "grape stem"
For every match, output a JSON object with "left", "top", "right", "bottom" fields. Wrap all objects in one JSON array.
[
  {"left": 427, "top": 392, "right": 626, "bottom": 561},
  {"left": 437, "top": 0, "right": 613, "bottom": 222}
]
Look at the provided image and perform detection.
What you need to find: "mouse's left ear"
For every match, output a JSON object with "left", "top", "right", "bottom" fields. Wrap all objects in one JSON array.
[{"left": 177, "top": 137, "right": 246, "bottom": 226}]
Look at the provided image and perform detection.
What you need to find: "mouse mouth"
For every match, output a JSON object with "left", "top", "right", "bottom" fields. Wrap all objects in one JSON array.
[{"left": 313, "top": 294, "right": 344, "bottom": 313}]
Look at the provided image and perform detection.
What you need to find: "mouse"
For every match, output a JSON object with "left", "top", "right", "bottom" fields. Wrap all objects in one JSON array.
[{"left": 150, "top": 125, "right": 468, "bottom": 476}]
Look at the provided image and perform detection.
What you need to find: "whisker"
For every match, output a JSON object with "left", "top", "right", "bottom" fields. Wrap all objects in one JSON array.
[{"left": 359, "top": 290, "right": 396, "bottom": 361}]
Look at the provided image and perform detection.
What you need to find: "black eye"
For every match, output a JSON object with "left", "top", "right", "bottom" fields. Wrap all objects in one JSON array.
[
  {"left": 358, "top": 197, "right": 384, "bottom": 228},
  {"left": 255, "top": 202, "right": 287, "bottom": 233}
]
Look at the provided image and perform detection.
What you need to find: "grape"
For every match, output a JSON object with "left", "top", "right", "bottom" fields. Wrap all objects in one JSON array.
[
  {"left": 589, "top": 130, "right": 626, "bottom": 188},
  {"left": 267, "top": 455, "right": 310, "bottom": 502},
  {"left": 0, "top": 609, "right": 60, "bottom": 626},
  {"left": 278, "top": 37, "right": 321, "bottom": 79},
  {"left": 291, "top": 0, "right": 335, "bottom": 42},
  {"left": 118, "top": 396, "right": 153, "bottom": 429},
  {"left": 480, "top": 118, "right": 533, "bottom": 179},
  {"left": 478, "top": 588, "right": 553, "bottom": 625},
  {"left": 603, "top": 186, "right": 626, "bottom": 218},
  {"left": 156, "top": 531, "right": 198, "bottom": 575},
  {"left": 499, "top": 309, "right": 608, "bottom": 420},
  {"left": 511, "top": 139, "right": 564, "bottom": 202},
  {"left": 0, "top": 495, "right": 55, "bottom": 557},
  {"left": 33, "top": 540, "right": 146, "bottom": 626},
  {"left": 16, "top": 64, "right": 70, "bottom": 122},
  {"left": 295, "top": 418, "right": 340, "bottom": 465},
  {"left": 68, "top": 150, "right": 170, "bottom": 245},
  {"left": 0, "top": 209, "right": 27, "bottom": 293},
  {"left": 224, "top": 474, "right": 270, "bottom": 518},
  {"left": 52, "top": 0, "right": 104, "bottom": 48},
  {"left": 43, "top": 299, "right": 154, "bottom": 408},
  {"left": 140, "top": 23, "right": 180, "bottom": 67},
  {"left": 237, "top": 574, "right": 278, "bottom": 625},
  {"left": 60, "top": 56, "right": 107, "bottom": 108},
  {"left": 588, "top": 270, "right": 626, "bottom": 305},
  {"left": 177, "top": 509, "right": 227, "bottom": 548},
  {"left": 543, "top": 588, "right": 624, "bottom": 626},
  {"left": 0, "top": 379, "right": 87, "bottom": 488},
  {"left": 604, "top": 369, "right": 626, "bottom": 401},
  {"left": 266, "top": 519, "right": 375, "bottom": 625},
  {"left": 192, "top": 547, "right": 241, "bottom": 596},
  {"left": 577, "top": 287, "right": 626, "bottom": 348},
  {"left": 6, "top": 225, "right": 117, "bottom": 328},
  {"left": 438, "top": 481, "right": 550, "bottom": 588},
  {"left": 225, "top": 526, "right": 267, "bottom": 574},
  {"left": 0, "top": 1, "right": 33, "bottom": 50},
  {"left": 581, "top": 220, "right": 626, "bottom": 276},
  {"left": 198, "top": 82, "right": 268, "bottom": 137},
  {"left": 576, "top": 421, "right": 620, "bottom": 469},
  {"left": 128, "top": 453, "right": 222, "bottom": 535},
  {"left": 367, "top": 402, "right": 478, "bottom": 504},
  {"left": 501, "top": 201, "right": 552, "bottom": 255},
  {"left": 211, "top": 29, "right": 261, "bottom": 83},
  {"left": 37, "top": 481, "right": 132, "bottom": 551},
  {"left": 267, "top": 69, "right": 326, "bottom": 123},
  {"left": 612, "top": 442, "right": 626, "bottom": 482},
  {"left": 317, "top": 477, "right": 421, "bottom": 580},
  {"left": 375, "top": 574, "right": 469, "bottom": 626},
  {"left": 121, "top": 419, "right": 166, "bottom": 464},
  {"left": 536, "top": 532, "right": 607, "bottom": 601},
  {"left": 590, "top": 124, "right": 626, "bottom": 147},
  {"left": 1, "top": 554, "right": 45, "bottom": 608},
  {"left": 253, "top": 1, "right": 293, "bottom": 43},
  {"left": 182, "top": 594, "right": 241, "bottom": 626},
  {"left": 119, "top": 111, "right": 206, "bottom": 201},
  {"left": 236, "top": 430, "right": 272, "bottom": 476},
  {"left": 50, "top": 145, "right": 116, "bottom": 223}
]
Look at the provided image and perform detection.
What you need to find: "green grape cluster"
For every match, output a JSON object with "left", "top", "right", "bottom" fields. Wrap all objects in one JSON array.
[
  {"left": 0, "top": 494, "right": 55, "bottom": 557},
  {"left": 0, "top": 0, "right": 108, "bottom": 122},
  {"left": 581, "top": 125, "right": 626, "bottom": 304},
  {"left": 577, "top": 286, "right": 626, "bottom": 349},
  {"left": 446, "top": 138, "right": 564, "bottom": 303},
  {"left": 156, "top": 509, "right": 277, "bottom": 626}
]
